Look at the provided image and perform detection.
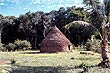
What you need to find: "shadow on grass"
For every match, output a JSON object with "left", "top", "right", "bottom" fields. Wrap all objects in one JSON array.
[
  {"left": 20, "top": 51, "right": 58, "bottom": 54},
  {"left": 11, "top": 65, "right": 83, "bottom": 73},
  {"left": 9, "top": 64, "right": 110, "bottom": 73},
  {"left": 5, "top": 65, "right": 110, "bottom": 73},
  {"left": 20, "top": 51, "right": 40, "bottom": 54}
]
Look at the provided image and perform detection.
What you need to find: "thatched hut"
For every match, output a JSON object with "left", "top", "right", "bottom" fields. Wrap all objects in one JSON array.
[{"left": 40, "top": 26, "right": 73, "bottom": 53}]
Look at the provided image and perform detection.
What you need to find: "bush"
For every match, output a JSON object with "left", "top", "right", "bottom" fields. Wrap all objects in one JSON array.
[
  {"left": 5, "top": 43, "right": 16, "bottom": 51},
  {"left": 4, "top": 40, "right": 32, "bottom": 51},
  {"left": 10, "top": 58, "right": 16, "bottom": 64},
  {"left": 78, "top": 62, "right": 88, "bottom": 68},
  {"left": 14, "top": 39, "right": 31, "bottom": 51},
  {"left": 0, "top": 42, "right": 5, "bottom": 51},
  {"left": 84, "top": 39, "right": 101, "bottom": 53}
]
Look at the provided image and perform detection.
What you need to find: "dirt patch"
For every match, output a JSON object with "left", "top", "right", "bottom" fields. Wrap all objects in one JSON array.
[
  {"left": 0, "top": 60, "right": 11, "bottom": 65},
  {"left": 80, "top": 51, "right": 94, "bottom": 55}
]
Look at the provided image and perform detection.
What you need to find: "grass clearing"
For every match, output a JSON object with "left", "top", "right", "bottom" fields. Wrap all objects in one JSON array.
[{"left": 0, "top": 50, "right": 110, "bottom": 73}]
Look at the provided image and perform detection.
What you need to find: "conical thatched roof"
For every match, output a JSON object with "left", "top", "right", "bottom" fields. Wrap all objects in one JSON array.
[{"left": 40, "top": 26, "right": 73, "bottom": 53}]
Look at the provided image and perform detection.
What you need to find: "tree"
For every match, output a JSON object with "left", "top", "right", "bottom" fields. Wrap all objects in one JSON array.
[
  {"left": 63, "top": 21, "right": 98, "bottom": 45},
  {"left": 1, "top": 16, "right": 17, "bottom": 44},
  {"left": 0, "top": 14, "right": 4, "bottom": 43},
  {"left": 83, "top": 0, "right": 100, "bottom": 6},
  {"left": 83, "top": 0, "right": 110, "bottom": 67},
  {"left": 0, "top": 16, "right": 16, "bottom": 44},
  {"left": 18, "top": 12, "right": 44, "bottom": 49}
]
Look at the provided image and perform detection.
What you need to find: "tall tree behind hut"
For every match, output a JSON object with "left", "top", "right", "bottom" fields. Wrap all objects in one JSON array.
[
  {"left": 42, "top": 13, "right": 56, "bottom": 37},
  {"left": 0, "top": 14, "right": 4, "bottom": 43}
]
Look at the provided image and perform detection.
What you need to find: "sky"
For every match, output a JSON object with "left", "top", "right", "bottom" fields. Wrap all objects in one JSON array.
[{"left": 0, "top": 0, "right": 103, "bottom": 17}]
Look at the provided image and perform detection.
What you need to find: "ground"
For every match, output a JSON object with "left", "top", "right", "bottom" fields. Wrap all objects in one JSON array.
[{"left": 0, "top": 50, "right": 110, "bottom": 73}]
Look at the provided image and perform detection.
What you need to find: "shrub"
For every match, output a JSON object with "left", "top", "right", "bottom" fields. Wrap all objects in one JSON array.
[
  {"left": 78, "top": 63, "right": 89, "bottom": 73},
  {"left": 78, "top": 62, "right": 88, "bottom": 68},
  {"left": 4, "top": 40, "right": 32, "bottom": 51},
  {"left": 5, "top": 43, "right": 16, "bottom": 51},
  {"left": 0, "top": 42, "right": 5, "bottom": 51},
  {"left": 10, "top": 58, "right": 16, "bottom": 64},
  {"left": 14, "top": 39, "right": 31, "bottom": 51},
  {"left": 84, "top": 39, "right": 101, "bottom": 53}
]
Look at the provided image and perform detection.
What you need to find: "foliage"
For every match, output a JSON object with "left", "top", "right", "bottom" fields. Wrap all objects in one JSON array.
[
  {"left": 82, "top": 0, "right": 103, "bottom": 30},
  {"left": 3, "top": 40, "right": 31, "bottom": 51},
  {"left": 78, "top": 62, "right": 89, "bottom": 68},
  {"left": 0, "top": 5, "right": 104, "bottom": 50},
  {"left": 63, "top": 21, "right": 98, "bottom": 45},
  {"left": 5, "top": 43, "right": 16, "bottom": 51},
  {"left": 55, "top": 7, "right": 89, "bottom": 30},
  {"left": 84, "top": 39, "right": 101, "bottom": 53},
  {"left": 70, "top": 7, "right": 89, "bottom": 22},
  {"left": 104, "top": 0, "right": 110, "bottom": 19},
  {"left": 14, "top": 39, "right": 31, "bottom": 51},
  {"left": 0, "top": 42, "right": 5, "bottom": 51},
  {"left": 0, "top": 6, "right": 90, "bottom": 49},
  {"left": 10, "top": 58, "right": 16, "bottom": 64},
  {"left": 83, "top": 0, "right": 100, "bottom": 7}
]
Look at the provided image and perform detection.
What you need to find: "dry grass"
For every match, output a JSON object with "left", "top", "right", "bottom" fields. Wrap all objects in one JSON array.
[{"left": 0, "top": 50, "right": 110, "bottom": 73}]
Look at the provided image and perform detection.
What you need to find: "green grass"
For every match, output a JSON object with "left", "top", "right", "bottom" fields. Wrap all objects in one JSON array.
[{"left": 0, "top": 50, "right": 110, "bottom": 73}]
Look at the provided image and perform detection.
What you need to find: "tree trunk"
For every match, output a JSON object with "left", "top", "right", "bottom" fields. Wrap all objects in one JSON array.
[
  {"left": 98, "top": 20, "right": 110, "bottom": 67},
  {"left": 0, "top": 30, "right": 1, "bottom": 43},
  {"left": 0, "top": 28, "right": 2, "bottom": 43},
  {"left": 101, "top": 28, "right": 109, "bottom": 65}
]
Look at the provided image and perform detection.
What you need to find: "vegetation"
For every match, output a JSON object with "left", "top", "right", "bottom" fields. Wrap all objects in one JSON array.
[
  {"left": 0, "top": 0, "right": 110, "bottom": 72},
  {"left": 14, "top": 39, "right": 31, "bottom": 51},
  {"left": 0, "top": 40, "right": 31, "bottom": 51},
  {"left": 63, "top": 21, "right": 98, "bottom": 45},
  {"left": 0, "top": 50, "right": 110, "bottom": 73},
  {"left": 84, "top": 39, "right": 101, "bottom": 53},
  {"left": 0, "top": 1, "right": 109, "bottom": 51},
  {"left": 0, "top": 42, "right": 5, "bottom": 51},
  {"left": 0, "top": 50, "right": 103, "bottom": 73},
  {"left": 83, "top": 0, "right": 110, "bottom": 68},
  {"left": 0, "top": 6, "right": 89, "bottom": 49}
]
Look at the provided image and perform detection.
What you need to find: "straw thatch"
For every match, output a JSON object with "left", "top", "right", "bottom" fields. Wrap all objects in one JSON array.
[{"left": 40, "top": 26, "right": 73, "bottom": 53}]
